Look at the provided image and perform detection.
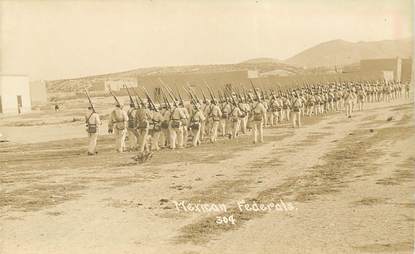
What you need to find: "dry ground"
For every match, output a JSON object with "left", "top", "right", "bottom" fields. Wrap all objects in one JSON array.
[{"left": 0, "top": 98, "right": 414, "bottom": 254}]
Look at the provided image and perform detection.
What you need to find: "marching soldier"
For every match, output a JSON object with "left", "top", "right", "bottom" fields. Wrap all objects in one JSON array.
[
  {"left": 203, "top": 99, "right": 212, "bottom": 139},
  {"left": 343, "top": 89, "right": 353, "bottom": 118},
  {"left": 136, "top": 102, "right": 152, "bottom": 153},
  {"left": 127, "top": 102, "right": 139, "bottom": 150},
  {"left": 229, "top": 100, "right": 243, "bottom": 138},
  {"left": 291, "top": 93, "right": 303, "bottom": 128},
  {"left": 251, "top": 95, "right": 267, "bottom": 144},
  {"left": 189, "top": 103, "right": 206, "bottom": 147},
  {"left": 238, "top": 99, "right": 249, "bottom": 134},
  {"left": 160, "top": 104, "right": 171, "bottom": 148},
  {"left": 169, "top": 102, "right": 186, "bottom": 149},
  {"left": 220, "top": 99, "right": 231, "bottom": 137},
  {"left": 179, "top": 101, "right": 190, "bottom": 147},
  {"left": 108, "top": 102, "right": 128, "bottom": 153},
  {"left": 209, "top": 99, "right": 222, "bottom": 143},
  {"left": 85, "top": 105, "right": 101, "bottom": 155},
  {"left": 151, "top": 105, "right": 163, "bottom": 151}
]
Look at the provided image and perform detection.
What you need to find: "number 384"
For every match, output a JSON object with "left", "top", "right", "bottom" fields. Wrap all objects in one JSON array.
[{"left": 216, "top": 215, "right": 236, "bottom": 225}]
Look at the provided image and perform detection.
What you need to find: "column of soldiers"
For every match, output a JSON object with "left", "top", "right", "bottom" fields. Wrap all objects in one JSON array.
[{"left": 84, "top": 80, "right": 410, "bottom": 156}]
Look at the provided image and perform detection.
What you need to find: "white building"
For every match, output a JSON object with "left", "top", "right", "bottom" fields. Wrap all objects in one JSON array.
[{"left": 0, "top": 75, "right": 31, "bottom": 114}]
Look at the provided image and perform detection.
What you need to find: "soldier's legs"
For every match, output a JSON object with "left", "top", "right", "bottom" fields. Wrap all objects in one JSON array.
[
  {"left": 232, "top": 120, "right": 240, "bottom": 138},
  {"left": 205, "top": 120, "right": 212, "bottom": 137},
  {"left": 346, "top": 102, "right": 352, "bottom": 117},
  {"left": 182, "top": 126, "right": 188, "bottom": 146},
  {"left": 169, "top": 128, "right": 177, "bottom": 149},
  {"left": 268, "top": 112, "right": 274, "bottom": 127},
  {"left": 191, "top": 128, "right": 201, "bottom": 147},
  {"left": 115, "top": 128, "right": 126, "bottom": 152},
  {"left": 127, "top": 128, "right": 138, "bottom": 150},
  {"left": 200, "top": 121, "right": 206, "bottom": 140},
  {"left": 152, "top": 131, "right": 161, "bottom": 151},
  {"left": 219, "top": 119, "right": 226, "bottom": 136},
  {"left": 211, "top": 121, "right": 219, "bottom": 143},
  {"left": 88, "top": 133, "right": 98, "bottom": 154},
  {"left": 293, "top": 111, "right": 301, "bottom": 128},
  {"left": 138, "top": 128, "right": 149, "bottom": 153},
  {"left": 176, "top": 127, "right": 184, "bottom": 148},
  {"left": 252, "top": 122, "right": 258, "bottom": 143},
  {"left": 160, "top": 129, "right": 166, "bottom": 147},
  {"left": 258, "top": 121, "right": 264, "bottom": 143}
]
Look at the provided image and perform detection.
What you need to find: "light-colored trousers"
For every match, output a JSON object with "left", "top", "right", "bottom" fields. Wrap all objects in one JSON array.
[
  {"left": 210, "top": 120, "right": 220, "bottom": 143},
  {"left": 88, "top": 132, "right": 98, "bottom": 154},
  {"left": 191, "top": 126, "right": 201, "bottom": 147},
  {"left": 291, "top": 111, "right": 301, "bottom": 128},
  {"left": 127, "top": 128, "right": 139, "bottom": 149},
  {"left": 252, "top": 121, "right": 264, "bottom": 143},
  {"left": 231, "top": 119, "right": 240, "bottom": 138},
  {"left": 170, "top": 126, "right": 184, "bottom": 149},
  {"left": 219, "top": 118, "right": 230, "bottom": 136},
  {"left": 267, "top": 112, "right": 274, "bottom": 126},
  {"left": 152, "top": 130, "right": 161, "bottom": 151},
  {"left": 161, "top": 128, "right": 169, "bottom": 147},
  {"left": 240, "top": 116, "right": 247, "bottom": 134},
  {"left": 114, "top": 128, "right": 127, "bottom": 152},
  {"left": 137, "top": 128, "right": 149, "bottom": 153},
  {"left": 200, "top": 121, "right": 206, "bottom": 140},
  {"left": 345, "top": 101, "right": 352, "bottom": 117}
]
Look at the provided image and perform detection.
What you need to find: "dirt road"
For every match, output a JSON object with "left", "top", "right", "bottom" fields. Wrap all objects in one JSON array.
[{"left": 1, "top": 100, "right": 413, "bottom": 254}]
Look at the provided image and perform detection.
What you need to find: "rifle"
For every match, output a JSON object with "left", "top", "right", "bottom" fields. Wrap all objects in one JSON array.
[
  {"left": 186, "top": 83, "right": 200, "bottom": 102},
  {"left": 228, "top": 89, "right": 238, "bottom": 107},
  {"left": 161, "top": 87, "right": 172, "bottom": 109},
  {"left": 201, "top": 89, "right": 208, "bottom": 103},
  {"left": 132, "top": 88, "right": 145, "bottom": 107},
  {"left": 184, "top": 87, "right": 198, "bottom": 106},
  {"left": 108, "top": 88, "right": 121, "bottom": 107},
  {"left": 176, "top": 88, "right": 184, "bottom": 105},
  {"left": 163, "top": 86, "right": 178, "bottom": 107},
  {"left": 84, "top": 88, "right": 96, "bottom": 113},
  {"left": 124, "top": 85, "right": 136, "bottom": 108},
  {"left": 205, "top": 82, "right": 216, "bottom": 101},
  {"left": 142, "top": 86, "right": 159, "bottom": 112},
  {"left": 158, "top": 78, "right": 177, "bottom": 105},
  {"left": 249, "top": 79, "right": 261, "bottom": 102}
]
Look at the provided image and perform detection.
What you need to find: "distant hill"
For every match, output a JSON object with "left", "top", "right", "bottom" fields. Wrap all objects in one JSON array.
[
  {"left": 241, "top": 57, "right": 281, "bottom": 64},
  {"left": 284, "top": 38, "right": 413, "bottom": 68},
  {"left": 46, "top": 62, "right": 301, "bottom": 93}
]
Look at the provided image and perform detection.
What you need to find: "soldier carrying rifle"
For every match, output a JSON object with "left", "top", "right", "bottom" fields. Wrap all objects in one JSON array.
[
  {"left": 84, "top": 88, "right": 101, "bottom": 155},
  {"left": 108, "top": 89, "right": 129, "bottom": 153}
]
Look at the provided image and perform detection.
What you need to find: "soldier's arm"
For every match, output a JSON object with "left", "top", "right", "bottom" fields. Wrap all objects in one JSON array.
[
  {"left": 178, "top": 110, "right": 185, "bottom": 119},
  {"left": 261, "top": 105, "right": 267, "bottom": 121},
  {"left": 200, "top": 111, "right": 206, "bottom": 121},
  {"left": 108, "top": 112, "right": 114, "bottom": 129},
  {"left": 123, "top": 111, "right": 129, "bottom": 122},
  {"left": 217, "top": 107, "right": 222, "bottom": 117},
  {"left": 95, "top": 114, "right": 102, "bottom": 125}
]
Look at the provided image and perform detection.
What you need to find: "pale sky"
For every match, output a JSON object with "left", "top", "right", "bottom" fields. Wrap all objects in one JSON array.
[{"left": 0, "top": 0, "right": 413, "bottom": 81}]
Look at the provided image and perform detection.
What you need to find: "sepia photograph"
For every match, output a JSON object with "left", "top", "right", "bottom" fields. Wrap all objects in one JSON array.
[{"left": 0, "top": 0, "right": 413, "bottom": 253}]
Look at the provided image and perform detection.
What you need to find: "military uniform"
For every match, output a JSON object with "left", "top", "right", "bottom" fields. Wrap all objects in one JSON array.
[
  {"left": 190, "top": 105, "right": 206, "bottom": 147},
  {"left": 169, "top": 105, "right": 186, "bottom": 149},
  {"left": 108, "top": 106, "right": 128, "bottom": 152},
  {"left": 136, "top": 106, "right": 152, "bottom": 153},
  {"left": 85, "top": 109, "right": 101, "bottom": 155},
  {"left": 251, "top": 101, "right": 267, "bottom": 143},
  {"left": 127, "top": 105, "right": 139, "bottom": 150}
]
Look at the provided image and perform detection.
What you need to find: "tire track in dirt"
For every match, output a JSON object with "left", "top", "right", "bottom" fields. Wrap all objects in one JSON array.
[{"left": 171, "top": 103, "right": 414, "bottom": 247}]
